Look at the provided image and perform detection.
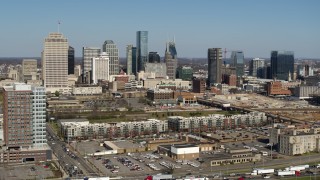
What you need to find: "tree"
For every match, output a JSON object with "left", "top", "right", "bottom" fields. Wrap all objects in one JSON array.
[{"left": 54, "top": 91, "right": 60, "bottom": 97}]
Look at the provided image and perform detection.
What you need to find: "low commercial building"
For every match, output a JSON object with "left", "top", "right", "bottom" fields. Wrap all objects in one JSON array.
[
  {"left": 158, "top": 144, "right": 200, "bottom": 160},
  {"left": 72, "top": 86, "right": 102, "bottom": 95},
  {"left": 146, "top": 88, "right": 175, "bottom": 105},
  {"left": 266, "top": 81, "right": 292, "bottom": 96},
  {"left": 293, "top": 86, "right": 320, "bottom": 99},
  {"left": 210, "top": 149, "right": 261, "bottom": 166},
  {"left": 143, "top": 79, "right": 191, "bottom": 90},
  {"left": 175, "top": 92, "right": 197, "bottom": 105}
]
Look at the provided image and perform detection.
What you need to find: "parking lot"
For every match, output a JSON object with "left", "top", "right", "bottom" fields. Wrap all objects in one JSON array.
[
  {"left": 0, "top": 163, "right": 55, "bottom": 180},
  {"left": 85, "top": 150, "right": 206, "bottom": 177}
]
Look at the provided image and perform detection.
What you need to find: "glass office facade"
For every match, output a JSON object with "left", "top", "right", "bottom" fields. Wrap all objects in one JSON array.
[
  {"left": 136, "top": 31, "right": 148, "bottom": 72},
  {"left": 271, "top": 51, "right": 294, "bottom": 80}
]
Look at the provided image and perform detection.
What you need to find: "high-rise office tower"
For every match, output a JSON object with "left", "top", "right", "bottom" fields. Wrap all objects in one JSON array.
[
  {"left": 3, "top": 83, "right": 47, "bottom": 148},
  {"left": 92, "top": 52, "right": 110, "bottom": 84},
  {"left": 42, "top": 33, "right": 68, "bottom": 93},
  {"left": 103, "top": 40, "right": 119, "bottom": 75},
  {"left": 126, "top": 45, "right": 137, "bottom": 75},
  {"left": 164, "top": 40, "right": 178, "bottom": 80},
  {"left": 148, "top": 52, "right": 160, "bottom": 63},
  {"left": 231, "top": 51, "right": 244, "bottom": 77},
  {"left": 168, "top": 41, "right": 177, "bottom": 60},
  {"left": 68, "top": 46, "right": 75, "bottom": 75},
  {"left": 271, "top": 51, "right": 294, "bottom": 81},
  {"left": 22, "top": 59, "right": 38, "bottom": 82},
  {"left": 207, "top": 48, "right": 222, "bottom": 86},
  {"left": 249, "top": 58, "right": 265, "bottom": 78},
  {"left": 136, "top": 31, "right": 148, "bottom": 72},
  {"left": 82, "top": 47, "right": 101, "bottom": 83}
]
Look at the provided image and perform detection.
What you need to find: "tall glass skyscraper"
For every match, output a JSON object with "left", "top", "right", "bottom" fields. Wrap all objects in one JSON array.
[
  {"left": 136, "top": 31, "right": 148, "bottom": 72},
  {"left": 126, "top": 45, "right": 137, "bottom": 75},
  {"left": 207, "top": 48, "right": 222, "bottom": 86},
  {"left": 271, "top": 51, "right": 294, "bottom": 80},
  {"left": 231, "top": 51, "right": 244, "bottom": 77},
  {"left": 103, "top": 40, "right": 119, "bottom": 75}
]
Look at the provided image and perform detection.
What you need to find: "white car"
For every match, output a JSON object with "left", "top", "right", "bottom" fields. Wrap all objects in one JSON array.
[{"left": 263, "top": 175, "right": 270, "bottom": 179}]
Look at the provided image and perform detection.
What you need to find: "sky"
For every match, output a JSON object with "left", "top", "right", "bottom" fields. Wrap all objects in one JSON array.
[{"left": 0, "top": 0, "right": 319, "bottom": 58}]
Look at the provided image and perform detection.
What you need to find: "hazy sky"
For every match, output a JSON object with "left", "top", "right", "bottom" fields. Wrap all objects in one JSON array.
[{"left": 0, "top": 0, "right": 319, "bottom": 58}]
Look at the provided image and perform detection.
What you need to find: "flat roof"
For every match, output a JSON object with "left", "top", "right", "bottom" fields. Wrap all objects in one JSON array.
[{"left": 172, "top": 144, "right": 197, "bottom": 148}]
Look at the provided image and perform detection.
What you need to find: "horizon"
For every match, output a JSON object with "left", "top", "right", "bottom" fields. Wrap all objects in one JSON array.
[{"left": 0, "top": 0, "right": 319, "bottom": 58}]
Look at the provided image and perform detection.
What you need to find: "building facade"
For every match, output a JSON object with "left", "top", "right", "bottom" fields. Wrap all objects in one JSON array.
[
  {"left": 165, "top": 42, "right": 178, "bottom": 80},
  {"left": 82, "top": 47, "right": 101, "bottom": 83},
  {"left": 250, "top": 58, "right": 265, "bottom": 78},
  {"left": 231, "top": 51, "right": 244, "bottom": 77},
  {"left": 22, "top": 59, "right": 38, "bottom": 82},
  {"left": 1, "top": 83, "right": 50, "bottom": 163},
  {"left": 207, "top": 48, "right": 222, "bottom": 86},
  {"left": 103, "top": 40, "right": 119, "bottom": 75},
  {"left": 136, "top": 31, "right": 148, "bottom": 72},
  {"left": 126, "top": 45, "right": 135, "bottom": 75},
  {"left": 192, "top": 78, "right": 206, "bottom": 93},
  {"left": 177, "top": 66, "right": 193, "bottom": 81},
  {"left": 148, "top": 52, "right": 161, "bottom": 63},
  {"left": 91, "top": 53, "right": 110, "bottom": 84},
  {"left": 279, "top": 129, "right": 320, "bottom": 155},
  {"left": 59, "top": 119, "right": 168, "bottom": 140},
  {"left": 42, "top": 33, "right": 69, "bottom": 93},
  {"left": 68, "top": 46, "right": 75, "bottom": 75},
  {"left": 145, "top": 63, "right": 167, "bottom": 78},
  {"left": 271, "top": 51, "right": 294, "bottom": 81},
  {"left": 294, "top": 86, "right": 320, "bottom": 99},
  {"left": 146, "top": 88, "right": 175, "bottom": 105},
  {"left": 168, "top": 112, "right": 267, "bottom": 132},
  {"left": 266, "top": 81, "right": 292, "bottom": 96}
]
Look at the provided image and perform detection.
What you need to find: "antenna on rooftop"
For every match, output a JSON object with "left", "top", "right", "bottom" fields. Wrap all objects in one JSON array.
[{"left": 58, "top": 20, "right": 61, "bottom": 33}]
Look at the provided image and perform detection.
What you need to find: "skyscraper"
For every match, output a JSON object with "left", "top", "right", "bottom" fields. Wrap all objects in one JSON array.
[
  {"left": 126, "top": 45, "right": 137, "bottom": 75},
  {"left": 231, "top": 51, "right": 244, "bottom": 77},
  {"left": 136, "top": 31, "right": 148, "bottom": 72},
  {"left": 250, "top": 58, "right": 265, "bottom": 78},
  {"left": 271, "top": 51, "right": 294, "bottom": 80},
  {"left": 91, "top": 52, "right": 109, "bottom": 84},
  {"left": 148, "top": 52, "right": 160, "bottom": 63},
  {"left": 82, "top": 47, "right": 101, "bottom": 83},
  {"left": 164, "top": 40, "right": 178, "bottom": 80},
  {"left": 207, "top": 48, "right": 222, "bottom": 86},
  {"left": 168, "top": 41, "right": 177, "bottom": 60},
  {"left": 42, "top": 33, "right": 68, "bottom": 93},
  {"left": 68, "top": 46, "right": 75, "bottom": 75},
  {"left": 103, "top": 40, "right": 119, "bottom": 75}
]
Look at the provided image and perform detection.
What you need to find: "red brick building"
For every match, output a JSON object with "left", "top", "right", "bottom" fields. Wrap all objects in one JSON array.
[{"left": 266, "top": 81, "right": 291, "bottom": 96}]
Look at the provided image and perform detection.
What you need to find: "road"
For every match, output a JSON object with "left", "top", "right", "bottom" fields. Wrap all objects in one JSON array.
[
  {"left": 115, "top": 153, "right": 320, "bottom": 179},
  {"left": 47, "top": 124, "right": 100, "bottom": 178}
]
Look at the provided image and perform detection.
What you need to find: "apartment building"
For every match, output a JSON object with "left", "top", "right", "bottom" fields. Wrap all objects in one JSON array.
[
  {"left": 278, "top": 128, "right": 320, "bottom": 155},
  {"left": 168, "top": 112, "right": 267, "bottom": 131},
  {"left": 59, "top": 119, "right": 168, "bottom": 140}
]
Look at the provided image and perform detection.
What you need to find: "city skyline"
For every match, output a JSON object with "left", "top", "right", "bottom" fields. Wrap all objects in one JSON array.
[{"left": 0, "top": 0, "right": 319, "bottom": 58}]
